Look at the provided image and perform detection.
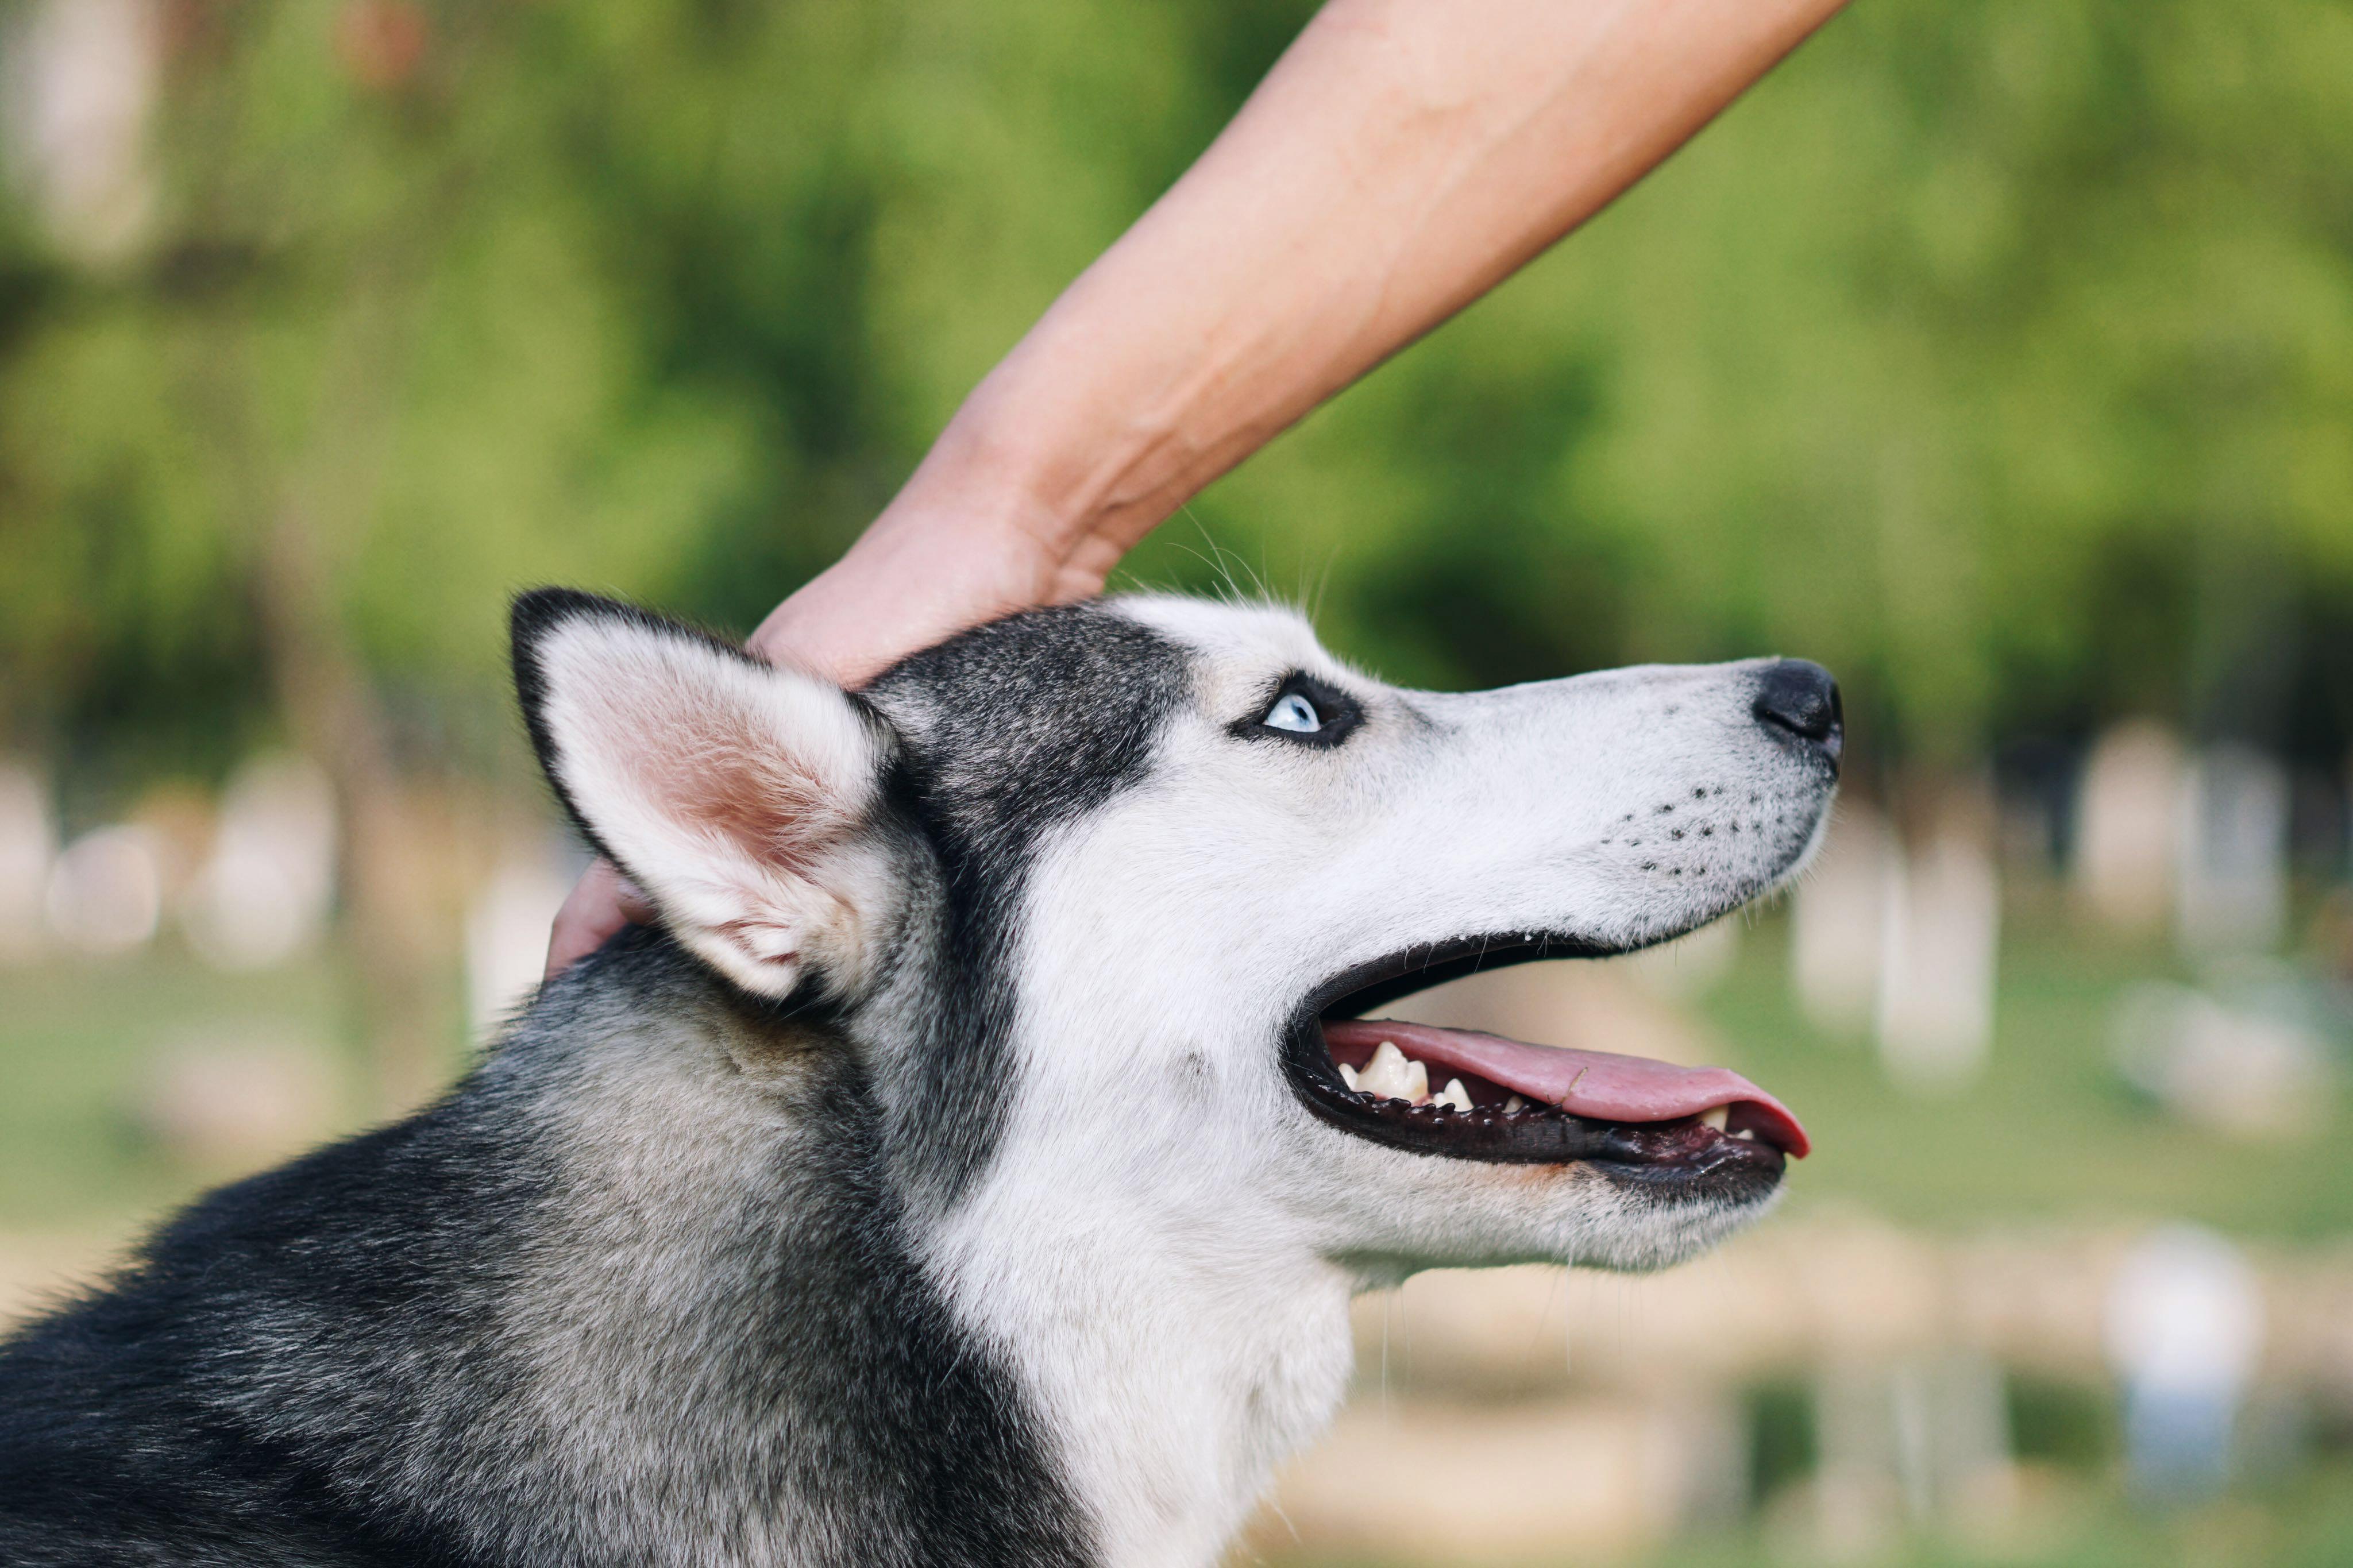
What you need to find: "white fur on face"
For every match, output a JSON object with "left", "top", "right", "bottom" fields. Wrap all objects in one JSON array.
[
  {"left": 531, "top": 616, "right": 898, "bottom": 1000},
  {"left": 933, "top": 597, "right": 1835, "bottom": 1562}
]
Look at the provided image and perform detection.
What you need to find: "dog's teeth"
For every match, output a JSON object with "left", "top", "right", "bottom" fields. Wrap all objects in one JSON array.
[
  {"left": 1401, "top": 1057, "right": 1429, "bottom": 1105},
  {"left": 1435, "top": 1078, "right": 1472, "bottom": 1113},
  {"left": 1338, "top": 1063, "right": 1360, "bottom": 1092},
  {"left": 1700, "top": 1106, "right": 1729, "bottom": 1133},
  {"left": 1503, "top": 1095, "right": 1525, "bottom": 1114},
  {"left": 1730, "top": 1127, "right": 1757, "bottom": 1142},
  {"left": 1359, "top": 1041, "right": 1411, "bottom": 1100}
]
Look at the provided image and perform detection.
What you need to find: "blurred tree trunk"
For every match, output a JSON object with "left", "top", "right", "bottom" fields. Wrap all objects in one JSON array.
[
  {"left": 217, "top": 220, "right": 457, "bottom": 1114},
  {"left": 254, "top": 510, "right": 452, "bottom": 1114}
]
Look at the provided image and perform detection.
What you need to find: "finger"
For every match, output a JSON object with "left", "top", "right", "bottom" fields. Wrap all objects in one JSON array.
[
  {"left": 543, "top": 859, "right": 649, "bottom": 979},
  {"left": 612, "top": 871, "right": 656, "bottom": 925}
]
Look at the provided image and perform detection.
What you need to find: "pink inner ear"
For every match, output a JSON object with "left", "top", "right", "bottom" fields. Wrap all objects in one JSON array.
[{"left": 630, "top": 711, "right": 840, "bottom": 872}]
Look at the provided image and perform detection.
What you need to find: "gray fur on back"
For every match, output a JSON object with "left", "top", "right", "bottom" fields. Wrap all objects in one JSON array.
[{"left": 0, "top": 932, "right": 1094, "bottom": 1566}]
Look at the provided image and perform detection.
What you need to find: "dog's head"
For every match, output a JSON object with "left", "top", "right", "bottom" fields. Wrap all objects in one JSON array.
[{"left": 512, "top": 590, "right": 1837, "bottom": 1275}]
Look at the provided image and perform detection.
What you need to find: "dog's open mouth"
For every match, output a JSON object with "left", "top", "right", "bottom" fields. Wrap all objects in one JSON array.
[{"left": 1284, "top": 934, "right": 1807, "bottom": 1191}]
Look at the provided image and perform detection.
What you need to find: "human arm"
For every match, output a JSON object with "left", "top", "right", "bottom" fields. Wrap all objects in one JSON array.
[{"left": 547, "top": 0, "right": 1848, "bottom": 976}]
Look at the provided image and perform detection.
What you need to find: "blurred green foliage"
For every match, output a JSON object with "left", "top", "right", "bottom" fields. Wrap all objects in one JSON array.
[
  {"left": 1745, "top": 1377, "right": 1819, "bottom": 1504},
  {"left": 2008, "top": 1374, "right": 2116, "bottom": 1473},
  {"left": 2, "top": 0, "right": 2350, "bottom": 793}
]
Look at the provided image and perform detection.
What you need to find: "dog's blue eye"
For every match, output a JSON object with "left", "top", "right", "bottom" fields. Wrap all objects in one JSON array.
[
  {"left": 1265, "top": 693, "right": 1322, "bottom": 733},
  {"left": 1232, "top": 674, "right": 1360, "bottom": 747}
]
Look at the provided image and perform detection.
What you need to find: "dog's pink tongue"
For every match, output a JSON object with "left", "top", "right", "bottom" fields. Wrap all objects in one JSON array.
[{"left": 1322, "top": 1019, "right": 1808, "bottom": 1157}]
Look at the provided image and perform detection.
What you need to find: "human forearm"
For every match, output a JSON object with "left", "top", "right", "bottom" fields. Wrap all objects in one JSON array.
[
  {"left": 911, "top": 0, "right": 1849, "bottom": 567},
  {"left": 749, "top": 0, "right": 1843, "bottom": 681}
]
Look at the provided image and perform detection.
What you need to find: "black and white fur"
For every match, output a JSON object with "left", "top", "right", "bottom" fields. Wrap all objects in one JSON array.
[{"left": 0, "top": 592, "right": 1838, "bottom": 1566}]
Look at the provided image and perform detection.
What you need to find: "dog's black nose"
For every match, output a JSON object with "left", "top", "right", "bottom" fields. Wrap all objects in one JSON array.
[{"left": 1752, "top": 659, "right": 1842, "bottom": 764}]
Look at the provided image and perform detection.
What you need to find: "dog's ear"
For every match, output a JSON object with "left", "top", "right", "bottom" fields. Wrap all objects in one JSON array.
[{"left": 511, "top": 589, "right": 895, "bottom": 1001}]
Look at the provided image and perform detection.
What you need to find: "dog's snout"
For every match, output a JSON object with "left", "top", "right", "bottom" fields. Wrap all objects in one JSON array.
[{"left": 1752, "top": 659, "right": 1842, "bottom": 765}]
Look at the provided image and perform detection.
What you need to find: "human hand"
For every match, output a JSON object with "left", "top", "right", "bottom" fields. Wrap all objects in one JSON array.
[{"left": 542, "top": 470, "right": 1098, "bottom": 979}]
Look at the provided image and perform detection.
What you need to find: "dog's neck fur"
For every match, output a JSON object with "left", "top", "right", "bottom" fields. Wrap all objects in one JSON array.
[
  {"left": 512, "top": 929, "right": 1357, "bottom": 1567},
  {"left": 844, "top": 856, "right": 1362, "bottom": 1563},
  {"left": 925, "top": 1088, "right": 1361, "bottom": 1567},
  {"left": 408, "top": 934, "right": 1113, "bottom": 1567}
]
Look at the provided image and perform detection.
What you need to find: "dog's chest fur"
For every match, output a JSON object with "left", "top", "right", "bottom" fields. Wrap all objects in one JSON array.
[{"left": 935, "top": 1119, "right": 1362, "bottom": 1565}]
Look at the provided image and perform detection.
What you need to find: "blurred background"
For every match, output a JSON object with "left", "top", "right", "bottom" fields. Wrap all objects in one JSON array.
[{"left": 2, "top": 1, "right": 2351, "bottom": 1563}]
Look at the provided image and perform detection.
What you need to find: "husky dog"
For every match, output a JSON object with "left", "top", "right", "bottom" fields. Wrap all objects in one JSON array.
[{"left": 0, "top": 590, "right": 1838, "bottom": 1567}]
